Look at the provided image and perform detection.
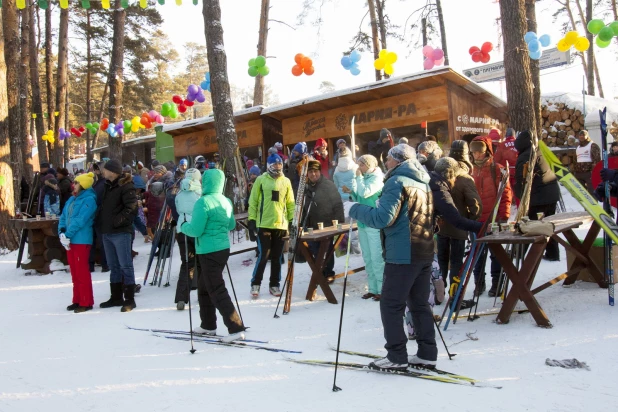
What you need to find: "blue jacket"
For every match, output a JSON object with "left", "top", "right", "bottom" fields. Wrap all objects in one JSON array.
[
  {"left": 58, "top": 188, "right": 98, "bottom": 245},
  {"left": 350, "top": 159, "right": 434, "bottom": 264},
  {"left": 333, "top": 156, "right": 357, "bottom": 202}
]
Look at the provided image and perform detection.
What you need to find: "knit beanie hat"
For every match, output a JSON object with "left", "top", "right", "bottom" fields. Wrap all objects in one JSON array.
[
  {"left": 434, "top": 157, "right": 460, "bottom": 182},
  {"left": 122, "top": 165, "right": 132, "bottom": 173},
  {"left": 268, "top": 147, "right": 278, "bottom": 156},
  {"left": 184, "top": 168, "right": 201, "bottom": 183},
  {"left": 388, "top": 143, "right": 416, "bottom": 163},
  {"left": 336, "top": 138, "right": 346, "bottom": 147},
  {"left": 267, "top": 153, "right": 283, "bottom": 178},
  {"left": 506, "top": 128, "right": 515, "bottom": 138},
  {"left": 104, "top": 159, "right": 122, "bottom": 175},
  {"left": 154, "top": 165, "right": 167, "bottom": 175},
  {"left": 293, "top": 142, "right": 307, "bottom": 155},
  {"left": 179, "top": 158, "right": 188, "bottom": 167},
  {"left": 398, "top": 137, "right": 409, "bottom": 145},
  {"left": 358, "top": 154, "right": 378, "bottom": 170},
  {"left": 418, "top": 140, "right": 442, "bottom": 156},
  {"left": 380, "top": 128, "right": 391, "bottom": 140},
  {"left": 249, "top": 165, "right": 261, "bottom": 176},
  {"left": 75, "top": 172, "right": 95, "bottom": 190},
  {"left": 274, "top": 142, "right": 283, "bottom": 150},
  {"left": 151, "top": 160, "right": 160, "bottom": 167}
]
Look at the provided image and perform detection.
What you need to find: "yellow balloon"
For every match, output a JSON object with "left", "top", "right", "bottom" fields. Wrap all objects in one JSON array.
[
  {"left": 102, "top": 0, "right": 110, "bottom": 9},
  {"left": 16, "top": 0, "right": 26, "bottom": 9},
  {"left": 374, "top": 59, "right": 385, "bottom": 71},
  {"left": 384, "top": 64, "right": 394, "bottom": 76},
  {"left": 42, "top": 135, "right": 47, "bottom": 142},
  {"left": 574, "top": 36, "right": 590, "bottom": 52},
  {"left": 176, "top": 0, "right": 182, "bottom": 4},
  {"left": 379, "top": 49, "right": 388, "bottom": 60},
  {"left": 59, "top": 0, "right": 68, "bottom": 8},
  {"left": 556, "top": 38, "right": 570, "bottom": 52},
  {"left": 385, "top": 52, "right": 398, "bottom": 65},
  {"left": 564, "top": 30, "right": 579, "bottom": 46},
  {"left": 140, "top": 0, "right": 147, "bottom": 8}
]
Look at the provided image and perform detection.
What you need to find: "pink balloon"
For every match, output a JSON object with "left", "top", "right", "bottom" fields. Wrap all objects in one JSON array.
[
  {"left": 149, "top": 110, "right": 158, "bottom": 121},
  {"left": 155, "top": 115, "right": 164, "bottom": 124},
  {"left": 435, "top": 56, "right": 445, "bottom": 66},
  {"left": 422, "top": 45, "right": 434, "bottom": 58},
  {"left": 423, "top": 58, "right": 435, "bottom": 70},
  {"left": 432, "top": 48, "right": 444, "bottom": 61}
]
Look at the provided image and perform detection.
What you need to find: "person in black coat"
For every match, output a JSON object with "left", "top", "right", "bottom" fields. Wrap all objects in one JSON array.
[
  {"left": 56, "top": 168, "right": 73, "bottom": 213},
  {"left": 514, "top": 130, "right": 561, "bottom": 261},
  {"left": 89, "top": 162, "right": 109, "bottom": 272}
]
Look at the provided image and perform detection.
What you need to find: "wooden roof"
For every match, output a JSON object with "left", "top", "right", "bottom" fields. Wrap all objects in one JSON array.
[
  {"left": 262, "top": 67, "right": 506, "bottom": 121},
  {"left": 162, "top": 105, "right": 264, "bottom": 137}
]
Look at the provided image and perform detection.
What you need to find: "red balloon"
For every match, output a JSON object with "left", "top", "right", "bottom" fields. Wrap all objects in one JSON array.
[
  {"left": 481, "top": 42, "right": 493, "bottom": 54},
  {"left": 140, "top": 116, "right": 152, "bottom": 128},
  {"left": 184, "top": 99, "right": 194, "bottom": 107},
  {"left": 480, "top": 52, "right": 491, "bottom": 63},
  {"left": 294, "top": 53, "right": 304, "bottom": 64},
  {"left": 469, "top": 46, "right": 481, "bottom": 55},
  {"left": 178, "top": 104, "right": 187, "bottom": 113},
  {"left": 172, "top": 95, "right": 183, "bottom": 105},
  {"left": 291, "top": 64, "right": 303, "bottom": 76},
  {"left": 471, "top": 51, "right": 482, "bottom": 62},
  {"left": 71, "top": 127, "right": 81, "bottom": 137},
  {"left": 78, "top": 126, "right": 85, "bottom": 133}
]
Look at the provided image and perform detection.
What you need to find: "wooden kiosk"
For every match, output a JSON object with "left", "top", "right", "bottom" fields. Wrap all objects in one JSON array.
[{"left": 262, "top": 67, "right": 508, "bottom": 155}]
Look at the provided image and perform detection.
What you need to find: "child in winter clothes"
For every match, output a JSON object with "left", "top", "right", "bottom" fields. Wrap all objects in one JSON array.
[
  {"left": 312, "top": 138, "right": 330, "bottom": 178},
  {"left": 43, "top": 178, "right": 61, "bottom": 216},
  {"left": 59, "top": 172, "right": 98, "bottom": 313},
  {"left": 180, "top": 168, "right": 247, "bottom": 342},
  {"left": 143, "top": 182, "right": 165, "bottom": 240},
  {"left": 342, "top": 154, "right": 385, "bottom": 300},
  {"left": 286, "top": 142, "right": 308, "bottom": 194},
  {"left": 246, "top": 165, "right": 261, "bottom": 210},
  {"left": 333, "top": 148, "right": 357, "bottom": 202}
]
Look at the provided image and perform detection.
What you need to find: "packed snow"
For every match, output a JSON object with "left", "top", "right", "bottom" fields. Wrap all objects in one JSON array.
[{"left": 1, "top": 186, "right": 616, "bottom": 411}]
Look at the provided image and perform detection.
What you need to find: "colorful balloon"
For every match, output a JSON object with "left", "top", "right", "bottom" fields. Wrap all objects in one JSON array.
[
  {"left": 423, "top": 58, "right": 435, "bottom": 71},
  {"left": 538, "top": 34, "right": 551, "bottom": 47},
  {"left": 587, "top": 19, "right": 605, "bottom": 35},
  {"left": 598, "top": 26, "right": 614, "bottom": 42},
  {"left": 349, "top": 50, "right": 362, "bottom": 63},
  {"left": 595, "top": 36, "right": 611, "bottom": 48},
  {"left": 564, "top": 31, "right": 579, "bottom": 46},
  {"left": 574, "top": 37, "right": 590, "bottom": 52},
  {"left": 556, "top": 38, "right": 570, "bottom": 52},
  {"left": 481, "top": 42, "right": 493, "bottom": 54},
  {"left": 524, "top": 31, "right": 537, "bottom": 43},
  {"left": 422, "top": 45, "right": 434, "bottom": 58}
]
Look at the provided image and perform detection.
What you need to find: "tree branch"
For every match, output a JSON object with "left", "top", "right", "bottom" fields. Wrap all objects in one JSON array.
[{"left": 268, "top": 19, "right": 296, "bottom": 30}]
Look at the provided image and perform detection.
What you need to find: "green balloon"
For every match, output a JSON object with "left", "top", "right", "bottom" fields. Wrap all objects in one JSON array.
[
  {"left": 248, "top": 58, "right": 256, "bottom": 67},
  {"left": 595, "top": 36, "right": 611, "bottom": 48},
  {"left": 92, "top": 122, "right": 100, "bottom": 130},
  {"left": 258, "top": 66, "right": 270, "bottom": 76},
  {"left": 248, "top": 66, "right": 259, "bottom": 77},
  {"left": 610, "top": 21, "right": 618, "bottom": 36},
  {"left": 598, "top": 26, "right": 614, "bottom": 42},
  {"left": 587, "top": 19, "right": 605, "bottom": 35},
  {"left": 255, "top": 56, "right": 267, "bottom": 68}
]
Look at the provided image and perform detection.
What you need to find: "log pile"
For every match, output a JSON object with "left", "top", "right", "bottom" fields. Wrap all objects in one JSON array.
[{"left": 541, "top": 102, "right": 618, "bottom": 147}]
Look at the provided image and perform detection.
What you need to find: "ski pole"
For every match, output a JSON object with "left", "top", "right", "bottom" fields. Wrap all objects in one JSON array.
[
  {"left": 332, "top": 219, "right": 354, "bottom": 392},
  {"left": 225, "top": 263, "right": 244, "bottom": 326},
  {"left": 184, "top": 235, "right": 196, "bottom": 354},
  {"left": 493, "top": 243, "right": 513, "bottom": 307},
  {"left": 433, "top": 316, "right": 456, "bottom": 360},
  {"left": 163, "top": 227, "right": 176, "bottom": 287}
]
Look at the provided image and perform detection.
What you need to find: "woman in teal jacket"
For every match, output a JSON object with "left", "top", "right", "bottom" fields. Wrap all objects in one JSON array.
[
  {"left": 59, "top": 172, "right": 98, "bottom": 313},
  {"left": 180, "top": 169, "right": 246, "bottom": 342},
  {"left": 343, "top": 154, "right": 385, "bottom": 300}
]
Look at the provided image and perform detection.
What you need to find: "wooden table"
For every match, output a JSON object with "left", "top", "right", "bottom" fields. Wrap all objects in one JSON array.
[
  {"left": 9, "top": 218, "right": 67, "bottom": 274},
  {"left": 230, "top": 212, "right": 257, "bottom": 257},
  {"left": 283, "top": 223, "right": 365, "bottom": 313},
  {"left": 476, "top": 211, "right": 605, "bottom": 328}
]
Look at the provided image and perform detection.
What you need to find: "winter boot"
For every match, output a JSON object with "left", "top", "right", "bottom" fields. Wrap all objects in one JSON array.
[
  {"left": 488, "top": 277, "right": 501, "bottom": 297},
  {"left": 74, "top": 306, "right": 93, "bottom": 313},
  {"left": 408, "top": 355, "right": 437, "bottom": 369},
  {"left": 251, "top": 285, "right": 260, "bottom": 298},
  {"left": 269, "top": 286, "right": 282, "bottom": 297},
  {"left": 473, "top": 278, "right": 486, "bottom": 297},
  {"left": 369, "top": 357, "right": 408, "bottom": 371},
  {"left": 193, "top": 326, "right": 216, "bottom": 335},
  {"left": 67, "top": 303, "right": 79, "bottom": 311},
  {"left": 99, "top": 283, "right": 124, "bottom": 308},
  {"left": 176, "top": 301, "right": 185, "bottom": 310},
  {"left": 221, "top": 331, "right": 246, "bottom": 343},
  {"left": 121, "top": 285, "right": 136, "bottom": 312}
]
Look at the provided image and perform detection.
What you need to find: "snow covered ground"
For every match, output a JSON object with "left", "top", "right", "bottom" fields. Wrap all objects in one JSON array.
[{"left": 1, "top": 187, "right": 616, "bottom": 412}]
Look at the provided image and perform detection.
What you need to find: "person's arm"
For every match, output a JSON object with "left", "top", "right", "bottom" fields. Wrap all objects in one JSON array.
[
  {"left": 591, "top": 142, "right": 601, "bottom": 165},
  {"left": 497, "top": 169, "right": 513, "bottom": 221},
  {"left": 248, "top": 176, "right": 261, "bottom": 222},
  {"left": 350, "top": 179, "right": 402, "bottom": 229},
  {"left": 58, "top": 200, "right": 68, "bottom": 232},
  {"left": 285, "top": 180, "right": 295, "bottom": 223},
  {"left": 65, "top": 196, "right": 97, "bottom": 239},
  {"left": 435, "top": 185, "right": 483, "bottom": 233},
  {"left": 331, "top": 186, "right": 345, "bottom": 222},
  {"left": 227, "top": 199, "right": 237, "bottom": 231},
  {"left": 354, "top": 173, "right": 381, "bottom": 199},
  {"left": 181, "top": 198, "right": 208, "bottom": 238},
  {"left": 461, "top": 177, "right": 482, "bottom": 221},
  {"left": 114, "top": 187, "right": 137, "bottom": 228}
]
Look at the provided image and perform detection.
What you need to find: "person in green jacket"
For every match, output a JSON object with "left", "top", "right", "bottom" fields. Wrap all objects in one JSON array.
[
  {"left": 179, "top": 168, "right": 246, "bottom": 342},
  {"left": 247, "top": 154, "right": 295, "bottom": 298},
  {"left": 343, "top": 154, "right": 385, "bottom": 300}
]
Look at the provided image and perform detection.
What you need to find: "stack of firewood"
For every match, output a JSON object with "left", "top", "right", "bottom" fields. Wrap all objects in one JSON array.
[{"left": 541, "top": 102, "right": 618, "bottom": 147}]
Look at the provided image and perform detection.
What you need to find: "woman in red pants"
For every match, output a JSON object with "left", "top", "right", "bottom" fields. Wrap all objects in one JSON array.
[{"left": 59, "top": 172, "right": 98, "bottom": 313}]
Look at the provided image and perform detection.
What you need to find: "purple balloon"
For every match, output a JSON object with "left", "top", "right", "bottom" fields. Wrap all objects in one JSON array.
[
  {"left": 423, "top": 58, "right": 435, "bottom": 70},
  {"left": 196, "top": 91, "right": 206, "bottom": 103},
  {"left": 187, "top": 84, "right": 199, "bottom": 96}
]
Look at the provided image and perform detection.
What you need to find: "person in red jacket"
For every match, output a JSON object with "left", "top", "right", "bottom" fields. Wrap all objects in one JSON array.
[
  {"left": 488, "top": 127, "right": 502, "bottom": 153},
  {"left": 470, "top": 135, "right": 512, "bottom": 297},
  {"left": 494, "top": 128, "right": 518, "bottom": 204},
  {"left": 312, "top": 138, "right": 330, "bottom": 179}
]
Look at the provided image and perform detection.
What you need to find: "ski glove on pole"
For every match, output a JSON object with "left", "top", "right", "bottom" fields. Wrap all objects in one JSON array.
[
  {"left": 600, "top": 168, "right": 618, "bottom": 182},
  {"left": 248, "top": 220, "right": 257, "bottom": 242}
]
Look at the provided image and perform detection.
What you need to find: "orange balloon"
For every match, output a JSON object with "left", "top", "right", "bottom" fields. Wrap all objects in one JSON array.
[
  {"left": 291, "top": 64, "right": 303, "bottom": 76},
  {"left": 301, "top": 56, "right": 312, "bottom": 71},
  {"left": 304, "top": 66, "right": 315, "bottom": 76},
  {"left": 100, "top": 118, "right": 110, "bottom": 131},
  {"left": 294, "top": 53, "right": 304, "bottom": 64}
]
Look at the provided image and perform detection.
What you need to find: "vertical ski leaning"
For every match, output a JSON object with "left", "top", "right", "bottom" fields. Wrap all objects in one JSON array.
[{"left": 600, "top": 107, "right": 614, "bottom": 306}]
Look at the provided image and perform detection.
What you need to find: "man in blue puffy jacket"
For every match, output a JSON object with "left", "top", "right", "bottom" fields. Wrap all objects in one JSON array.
[{"left": 347, "top": 144, "right": 437, "bottom": 371}]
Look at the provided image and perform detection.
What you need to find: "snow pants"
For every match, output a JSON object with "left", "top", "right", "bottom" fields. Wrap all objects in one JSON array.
[
  {"left": 528, "top": 203, "right": 559, "bottom": 260},
  {"left": 358, "top": 226, "right": 384, "bottom": 294},
  {"left": 436, "top": 235, "right": 466, "bottom": 289},
  {"left": 67, "top": 244, "right": 94, "bottom": 307},
  {"left": 197, "top": 249, "right": 245, "bottom": 334},
  {"left": 174, "top": 233, "right": 199, "bottom": 303},
  {"left": 381, "top": 261, "right": 437, "bottom": 364},
  {"left": 251, "top": 228, "right": 286, "bottom": 288}
]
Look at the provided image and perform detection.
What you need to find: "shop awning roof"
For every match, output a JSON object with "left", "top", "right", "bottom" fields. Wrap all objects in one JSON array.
[
  {"left": 262, "top": 67, "right": 506, "bottom": 121},
  {"left": 161, "top": 106, "right": 264, "bottom": 137},
  {"left": 91, "top": 134, "right": 155, "bottom": 153}
]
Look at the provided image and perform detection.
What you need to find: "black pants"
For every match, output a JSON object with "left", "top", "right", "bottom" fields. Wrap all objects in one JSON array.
[
  {"left": 251, "top": 228, "right": 286, "bottom": 287},
  {"left": 174, "top": 233, "right": 199, "bottom": 303},
  {"left": 436, "top": 235, "right": 466, "bottom": 289},
  {"left": 88, "top": 226, "right": 107, "bottom": 269},
  {"left": 473, "top": 247, "right": 501, "bottom": 286},
  {"left": 528, "top": 203, "right": 559, "bottom": 260},
  {"left": 381, "top": 261, "right": 437, "bottom": 363},
  {"left": 308, "top": 240, "right": 335, "bottom": 277},
  {"left": 197, "top": 249, "right": 245, "bottom": 333}
]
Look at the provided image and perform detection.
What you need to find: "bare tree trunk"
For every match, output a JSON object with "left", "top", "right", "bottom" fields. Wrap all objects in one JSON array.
[
  {"left": 19, "top": 6, "right": 32, "bottom": 182},
  {"left": 422, "top": 17, "right": 427, "bottom": 46},
  {"left": 525, "top": 0, "right": 542, "bottom": 135},
  {"left": 91, "top": 82, "right": 108, "bottom": 153},
  {"left": 85, "top": 11, "right": 93, "bottom": 163},
  {"left": 29, "top": 2, "right": 46, "bottom": 164},
  {"left": 202, "top": 0, "right": 240, "bottom": 200},
  {"left": 64, "top": 81, "right": 69, "bottom": 164},
  {"left": 108, "top": 0, "right": 125, "bottom": 160},
  {"left": 499, "top": 0, "right": 537, "bottom": 135},
  {"left": 376, "top": 0, "right": 387, "bottom": 49},
  {"left": 592, "top": 55, "right": 604, "bottom": 98},
  {"left": 52, "top": 8, "right": 69, "bottom": 169},
  {"left": 253, "top": 0, "right": 269, "bottom": 106},
  {"left": 0, "top": 9, "right": 20, "bottom": 250},
  {"left": 584, "top": 0, "right": 595, "bottom": 95},
  {"left": 435, "top": 0, "right": 450, "bottom": 66},
  {"left": 44, "top": 7, "right": 54, "bottom": 163},
  {"left": 367, "top": 0, "right": 382, "bottom": 81}
]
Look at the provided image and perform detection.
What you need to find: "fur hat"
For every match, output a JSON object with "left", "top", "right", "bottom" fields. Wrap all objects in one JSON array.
[
  {"left": 104, "top": 159, "right": 122, "bottom": 175},
  {"left": 449, "top": 140, "right": 473, "bottom": 171},
  {"left": 418, "top": 140, "right": 442, "bottom": 156},
  {"left": 75, "top": 172, "right": 95, "bottom": 190},
  {"left": 388, "top": 144, "right": 416, "bottom": 163},
  {"left": 307, "top": 160, "right": 321, "bottom": 171},
  {"left": 434, "top": 157, "right": 460, "bottom": 182}
]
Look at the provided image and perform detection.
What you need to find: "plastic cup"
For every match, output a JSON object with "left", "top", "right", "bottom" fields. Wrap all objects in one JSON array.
[
  {"left": 22, "top": 215, "right": 27, "bottom": 221},
  {"left": 332, "top": 220, "right": 338, "bottom": 227},
  {"left": 500, "top": 223, "right": 509, "bottom": 232},
  {"left": 509, "top": 222, "right": 516, "bottom": 233},
  {"left": 307, "top": 228, "right": 314, "bottom": 234},
  {"left": 51, "top": 214, "right": 56, "bottom": 219},
  {"left": 317, "top": 222, "right": 324, "bottom": 230},
  {"left": 337, "top": 223, "right": 342, "bottom": 230},
  {"left": 36, "top": 215, "right": 41, "bottom": 221},
  {"left": 537, "top": 212, "right": 544, "bottom": 220}
]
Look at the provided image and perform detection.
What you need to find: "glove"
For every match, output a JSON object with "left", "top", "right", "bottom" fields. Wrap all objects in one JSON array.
[
  {"left": 343, "top": 201, "right": 358, "bottom": 219},
  {"left": 248, "top": 220, "right": 257, "bottom": 242},
  {"left": 59, "top": 233, "right": 70, "bottom": 250},
  {"left": 595, "top": 183, "right": 606, "bottom": 202},
  {"left": 600, "top": 168, "right": 618, "bottom": 182}
]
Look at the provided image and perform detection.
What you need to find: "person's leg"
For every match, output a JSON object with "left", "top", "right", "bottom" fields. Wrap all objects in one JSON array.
[
  {"left": 448, "top": 238, "right": 466, "bottom": 287},
  {"left": 102, "top": 234, "right": 121, "bottom": 284},
  {"left": 88, "top": 231, "right": 96, "bottom": 272},
  {"left": 175, "top": 233, "right": 190, "bottom": 304},
  {"left": 189, "top": 237, "right": 199, "bottom": 289},
  {"left": 544, "top": 203, "right": 559, "bottom": 259},
  {"left": 367, "top": 228, "right": 385, "bottom": 294},
  {"left": 407, "top": 260, "right": 438, "bottom": 362},
  {"left": 197, "top": 254, "right": 217, "bottom": 331},
  {"left": 358, "top": 227, "right": 376, "bottom": 294},
  {"left": 325, "top": 239, "right": 335, "bottom": 276},
  {"left": 74, "top": 244, "right": 94, "bottom": 307},
  {"left": 268, "top": 229, "right": 286, "bottom": 288},
  {"left": 250, "top": 229, "right": 272, "bottom": 287},
  {"left": 473, "top": 247, "right": 488, "bottom": 294},
  {"left": 200, "top": 250, "right": 244, "bottom": 334},
  {"left": 114, "top": 233, "right": 136, "bottom": 286},
  {"left": 67, "top": 247, "right": 78, "bottom": 304},
  {"left": 489, "top": 250, "right": 502, "bottom": 294},
  {"left": 436, "top": 235, "right": 450, "bottom": 287},
  {"left": 97, "top": 227, "right": 107, "bottom": 269}
]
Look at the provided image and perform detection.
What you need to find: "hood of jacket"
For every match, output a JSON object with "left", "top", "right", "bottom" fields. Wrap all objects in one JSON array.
[
  {"left": 109, "top": 172, "right": 133, "bottom": 187},
  {"left": 181, "top": 175, "right": 202, "bottom": 194},
  {"left": 386, "top": 158, "right": 430, "bottom": 185},
  {"left": 514, "top": 130, "right": 533, "bottom": 154},
  {"left": 202, "top": 168, "right": 224, "bottom": 195},
  {"left": 76, "top": 187, "right": 97, "bottom": 202},
  {"left": 428, "top": 171, "right": 449, "bottom": 192},
  {"left": 336, "top": 155, "right": 356, "bottom": 173},
  {"left": 472, "top": 135, "right": 495, "bottom": 156}
]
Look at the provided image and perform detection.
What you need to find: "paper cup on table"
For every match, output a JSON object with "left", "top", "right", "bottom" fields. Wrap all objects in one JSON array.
[
  {"left": 36, "top": 215, "right": 41, "bottom": 221},
  {"left": 337, "top": 223, "right": 342, "bottom": 230},
  {"left": 307, "top": 228, "right": 314, "bottom": 234},
  {"left": 537, "top": 212, "right": 544, "bottom": 220},
  {"left": 331, "top": 220, "right": 338, "bottom": 227},
  {"left": 22, "top": 215, "right": 27, "bottom": 221},
  {"left": 317, "top": 222, "right": 324, "bottom": 230}
]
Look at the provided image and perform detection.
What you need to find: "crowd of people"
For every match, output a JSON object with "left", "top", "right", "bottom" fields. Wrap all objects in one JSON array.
[{"left": 34, "top": 124, "right": 608, "bottom": 366}]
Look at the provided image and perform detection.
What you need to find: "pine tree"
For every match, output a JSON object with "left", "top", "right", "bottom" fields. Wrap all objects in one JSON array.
[
  {"left": 29, "top": 3, "right": 47, "bottom": 164},
  {"left": 108, "top": 0, "right": 125, "bottom": 159}
]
